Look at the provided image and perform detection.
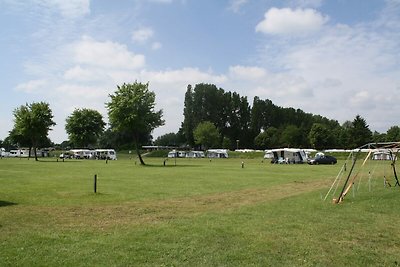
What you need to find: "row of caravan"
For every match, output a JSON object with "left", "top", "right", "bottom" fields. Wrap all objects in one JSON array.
[
  {"left": 61, "top": 149, "right": 117, "bottom": 160},
  {"left": 264, "top": 148, "right": 399, "bottom": 164},
  {"left": 168, "top": 149, "right": 229, "bottom": 158},
  {"left": 1, "top": 148, "right": 50, "bottom": 158}
]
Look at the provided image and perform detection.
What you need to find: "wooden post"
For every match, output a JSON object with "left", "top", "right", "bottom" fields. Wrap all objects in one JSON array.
[{"left": 94, "top": 174, "right": 97, "bottom": 193}]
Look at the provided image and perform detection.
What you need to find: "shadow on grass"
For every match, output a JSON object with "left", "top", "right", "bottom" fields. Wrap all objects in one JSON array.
[
  {"left": 141, "top": 163, "right": 201, "bottom": 168},
  {"left": 36, "top": 159, "right": 83, "bottom": 163},
  {"left": 0, "top": 200, "right": 17, "bottom": 207}
]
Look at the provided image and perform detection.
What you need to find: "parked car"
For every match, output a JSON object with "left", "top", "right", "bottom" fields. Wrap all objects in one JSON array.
[{"left": 308, "top": 154, "right": 337, "bottom": 165}]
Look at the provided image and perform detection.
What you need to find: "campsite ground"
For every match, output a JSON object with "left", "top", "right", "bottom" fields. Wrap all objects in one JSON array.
[{"left": 0, "top": 156, "right": 399, "bottom": 266}]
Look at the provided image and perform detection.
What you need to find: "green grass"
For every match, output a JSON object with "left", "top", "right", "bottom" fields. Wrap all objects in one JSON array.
[{"left": 1, "top": 157, "right": 400, "bottom": 266}]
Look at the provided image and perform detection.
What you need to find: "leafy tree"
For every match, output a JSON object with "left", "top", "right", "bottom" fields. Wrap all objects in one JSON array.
[
  {"left": 308, "top": 123, "right": 333, "bottom": 150},
  {"left": 106, "top": 82, "right": 164, "bottom": 165},
  {"left": 2, "top": 136, "right": 16, "bottom": 150},
  {"left": 350, "top": 115, "right": 372, "bottom": 148},
  {"left": 154, "top": 132, "right": 180, "bottom": 146},
  {"left": 280, "top": 125, "right": 302, "bottom": 148},
  {"left": 254, "top": 127, "right": 279, "bottom": 149},
  {"left": 65, "top": 108, "right": 105, "bottom": 148},
  {"left": 386, "top": 126, "right": 400, "bottom": 142},
  {"left": 11, "top": 102, "right": 55, "bottom": 161},
  {"left": 338, "top": 120, "right": 353, "bottom": 149},
  {"left": 193, "top": 121, "right": 220, "bottom": 149},
  {"left": 372, "top": 131, "right": 386, "bottom": 143}
]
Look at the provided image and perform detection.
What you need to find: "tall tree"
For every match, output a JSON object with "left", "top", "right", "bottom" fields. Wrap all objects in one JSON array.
[
  {"left": 350, "top": 115, "right": 372, "bottom": 148},
  {"left": 181, "top": 85, "right": 195, "bottom": 146},
  {"left": 65, "top": 108, "right": 105, "bottom": 148},
  {"left": 11, "top": 102, "right": 55, "bottom": 161},
  {"left": 106, "top": 82, "right": 164, "bottom": 165}
]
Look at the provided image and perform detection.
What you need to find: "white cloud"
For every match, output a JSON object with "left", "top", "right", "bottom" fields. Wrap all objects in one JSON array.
[
  {"left": 15, "top": 79, "right": 48, "bottom": 93},
  {"left": 63, "top": 66, "right": 95, "bottom": 81},
  {"left": 288, "top": 0, "right": 323, "bottom": 8},
  {"left": 255, "top": 7, "right": 328, "bottom": 35},
  {"left": 254, "top": 5, "right": 400, "bottom": 132},
  {"left": 148, "top": 0, "right": 173, "bottom": 3},
  {"left": 141, "top": 68, "right": 227, "bottom": 85},
  {"left": 151, "top": 42, "right": 162, "bottom": 50},
  {"left": 131, "top": 27, "right": 154, "bottom": 43},
  {"left": 71, "top": 36, "right": 145, "bottom": 70},
  {"left": 228, "top": 0, "right": 248, "bottom": 13},
  {"left": 229, "top": 65, "right": 266, "bottom": 80},
  {"left": 37, "top": 0, "right": 90, "bottom": 18}
]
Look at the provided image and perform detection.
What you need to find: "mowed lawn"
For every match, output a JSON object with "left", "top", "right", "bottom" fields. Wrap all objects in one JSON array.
[{"left": 0, "top": 156, "right": 399, "bottom": 266}]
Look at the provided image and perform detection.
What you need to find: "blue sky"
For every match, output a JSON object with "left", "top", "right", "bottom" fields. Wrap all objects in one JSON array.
[{"left": 1, "top": 0, "right": 399, "bottom": 143}]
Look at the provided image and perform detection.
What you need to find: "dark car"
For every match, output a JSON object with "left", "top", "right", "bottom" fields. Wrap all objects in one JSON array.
[{"left": 308, "top": 154, "right": 337, "bottom": 165}]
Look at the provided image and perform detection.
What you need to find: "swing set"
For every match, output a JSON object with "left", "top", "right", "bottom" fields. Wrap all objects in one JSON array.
[{"left": 324, "top": 142, "right": 400, "bottom": 204}]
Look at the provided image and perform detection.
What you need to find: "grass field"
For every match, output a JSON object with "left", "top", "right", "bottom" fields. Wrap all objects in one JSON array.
[{"left": 1, "top": 156, "right": 400, "bottom": 266}]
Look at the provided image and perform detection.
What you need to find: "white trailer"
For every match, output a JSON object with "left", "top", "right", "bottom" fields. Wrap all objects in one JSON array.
[
  {"left": 270, "top": 148, "right": 308, "bottom": 164},
  {"left": 95, "top": 149, "right": 117, "bottom": 160},
  {"left": 207, "top": 149, "right": 228, "bottom": 158}
]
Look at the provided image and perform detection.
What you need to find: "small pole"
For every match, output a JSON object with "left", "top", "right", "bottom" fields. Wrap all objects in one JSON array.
[
  {"left": 94, "top": 174, "right": 97, "bottom": 193},
  {"left": 368, "top": 171, "right": 371, "bottom": 192}
]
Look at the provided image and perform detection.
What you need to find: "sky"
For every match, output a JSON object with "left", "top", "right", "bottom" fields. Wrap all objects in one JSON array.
[{"left": 1, "top": 0, "right": 399, "bottom": 143}]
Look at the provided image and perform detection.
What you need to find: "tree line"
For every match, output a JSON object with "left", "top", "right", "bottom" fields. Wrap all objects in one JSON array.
[
  {"left": 2, "top": 82, "right": 163, "bottom": 164},
  {"left": 1, "top": 82, "right": 400, "bottom": 161},
  {"left": 157, "top": 83, "right": 400, "bottom": 150}
]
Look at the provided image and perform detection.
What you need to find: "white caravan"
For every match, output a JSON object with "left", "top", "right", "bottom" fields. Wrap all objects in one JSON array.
[
  {"left": 207, "top": 149, "right": 229, "bottom": 158},
  {"left": 95, "top": 149, "right": 117, "bottom": 160},
  {"left": 167, "top": 150, "right": 187, "bottom": 158},
  {"left": 186, "top": 151, "right": 205, "bottom": 158},
  {"left": 69, "top": 149, "right": 96, "bottom": 159},
  {"left": 270, "top": 148, "right": 308, "bottom": 164}
]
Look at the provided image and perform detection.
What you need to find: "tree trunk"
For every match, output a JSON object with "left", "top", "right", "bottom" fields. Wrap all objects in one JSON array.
[
  {"left": 134, "top": 135, "right": 145, "bottom": 165},
  {"left": 28, "top": 146, "right": 32, "bottom": 160},
  {"left": 34, "top": 146, "right": 38, "bottom": 161}
]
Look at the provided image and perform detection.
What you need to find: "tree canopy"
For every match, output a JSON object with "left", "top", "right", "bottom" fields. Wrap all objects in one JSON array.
[
  {"left": 193, "top": 121, "right": 220, "bottom": 150},
  {"left": 106, "top": 82, "right": 164, "bottom": 165},
  {"left": 65, "top": 108, "right": 105, "bottom": 148},
  {"left": 11, "top": 102, "right": 55, "bottom": 160}
]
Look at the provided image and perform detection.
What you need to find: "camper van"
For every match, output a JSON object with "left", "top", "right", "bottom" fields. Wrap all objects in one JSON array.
[{"left": 270, "top": 148, "right": 308, "bottom": 164}]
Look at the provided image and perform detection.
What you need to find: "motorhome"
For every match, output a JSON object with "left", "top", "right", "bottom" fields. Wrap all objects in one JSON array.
[{"left": 270, "top": 148, "right": 308, "bottom": 164}]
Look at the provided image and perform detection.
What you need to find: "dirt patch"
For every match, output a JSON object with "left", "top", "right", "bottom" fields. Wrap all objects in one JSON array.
[{"left": 3, "top": 179, "right": 330, "bottom": 230}]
